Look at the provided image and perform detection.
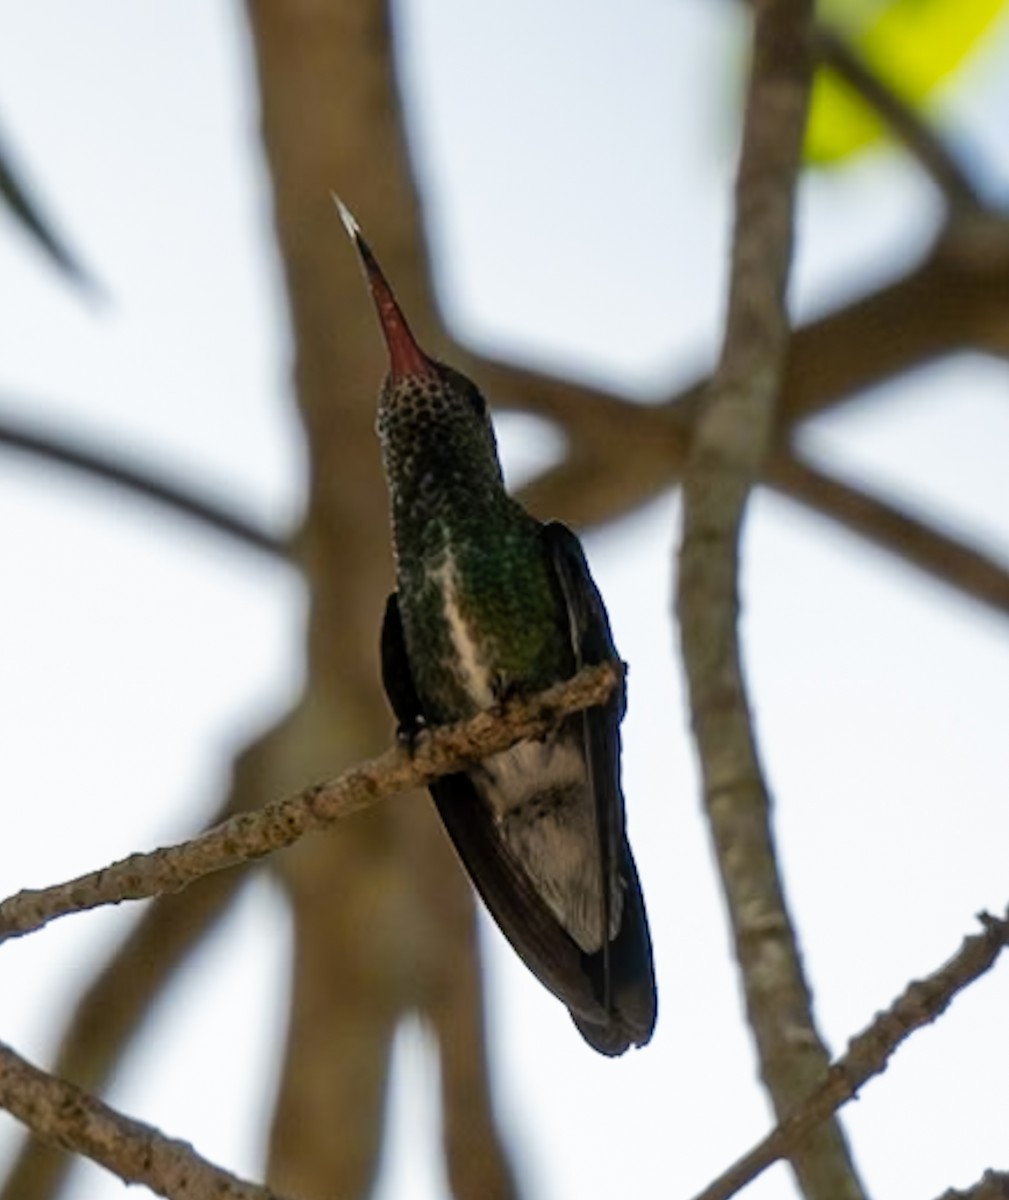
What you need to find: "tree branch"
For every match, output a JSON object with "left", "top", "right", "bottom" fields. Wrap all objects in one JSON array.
[
  {"left": 0, "top": 663, "right": 617, "bottom": 944},
  {"left": 0, "top": 809, "right": 246, "bottom": 1200},
  {"left": 0, "top": 1039, "right": 288, "bottom": 1200},
  {"left": 0, "top": 119, "right": 96, "bottom": 291},
  {"left": 510, "top": 221, "right": 1009, "bottom": 532},
  {"left": 0, "top": 411, "right": 288, "bottom": 559},
  {"left": 676, "top": 2, "right": 866, "bottom": 1198},
  {"left": 935, "top": 1170, "right": 1009, "bottom": 1200},
  {"left": 814, "top": 27, "right": 983, "bottom": 212},
  {"left": 767, "top": 452, "right": 1009, "bottom": 618},
  {"left": 691, "top": 910, "right": 1009, "bottom": 1200}
]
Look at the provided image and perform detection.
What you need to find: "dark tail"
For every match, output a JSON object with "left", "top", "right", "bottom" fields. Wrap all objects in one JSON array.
[{"left": 571, "top": 842, "right": 657, "bottom": 1056}]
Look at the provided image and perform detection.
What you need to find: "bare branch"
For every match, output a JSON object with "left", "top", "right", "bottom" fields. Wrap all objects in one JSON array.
[
  {"left": 0, "top": 820, "right": 245, "bottom": 1200},
  {"left": 0, "top": 1038, "right": 287, "bottom": 1200},
  {"left": 0, "top": 729, "right": 297, "bottom": 1200},
  {"left": 692, "top": 910, "right": 1009, "bottom": 1200},
  {"left": 768, "top": 453, "right": 1009, "bottom": 618},
  {"left": 935, "top": 1170, "right": 1009, "bottom": 1200},
  {"left": 0, "top": 410, "right": 288, "bottom": 559},
  {"left": 0, "top": 120, "right": 96, "bottom": 291},
  {"left": 676, "top": 1, "right": 866, "bottom": 1197},
  {"left": 0, "top": 663, "right": 618, "bottom": 944},
  {"left": 814, "top": 27, "right": 983, "bottom": 212}
]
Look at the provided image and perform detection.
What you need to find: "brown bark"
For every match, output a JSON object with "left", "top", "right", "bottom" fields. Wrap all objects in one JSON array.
[{"left": 678, "top": 3, "right": 865, "bottom": 1199}]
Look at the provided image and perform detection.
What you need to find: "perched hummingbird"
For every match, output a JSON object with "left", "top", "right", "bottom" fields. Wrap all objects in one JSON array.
[{"left": 336, "top": 197, "right": 656, "bottom": 1055}]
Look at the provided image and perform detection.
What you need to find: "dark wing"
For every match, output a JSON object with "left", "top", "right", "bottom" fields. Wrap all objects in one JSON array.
[
  {"left": 380, "top": 584, "right": 656, "bottom": 1054},
  {"left": 542, "top": 522, "right": 657, "bottom": 1051},
  {"left": 432, "top": 773, "right": 610, "bottom": 1026},
  {"left": 380, "top": 591, "right": 611, "bottom": 1032},
  {"left": 380, "top": 591, "right": 425, "bottom": 738},
  {"left": 543, "top": 521, "right": 623, "bottom": 990}
]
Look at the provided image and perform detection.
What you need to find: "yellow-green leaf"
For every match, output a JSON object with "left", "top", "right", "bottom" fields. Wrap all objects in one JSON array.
[{"left": 807, "top": 0, "right": 1009, "bottom": 163}]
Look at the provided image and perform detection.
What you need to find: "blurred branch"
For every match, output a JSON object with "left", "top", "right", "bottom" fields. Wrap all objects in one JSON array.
[
  {"left": 0, "top": 121, "right": 96, "bottom": 292},
  {"left": 5, "top": 211, "right": 1008, "bottom": 598},
  {"left": 0, "top": 411, "right": 288, "bottom": 559},
  {"left": 0, "top": 663, "right": 617, "bottom": 943},
  {"left": 0, "top": 1039, "right": 287, "bottom": 1200},
  {"left": 767, "top": 453, "right": 1009, "bottom": 618},
  {"left": 936, "top": 1171, "right": 1009, "bottom": 1200},
  {"left": 676, "top": 3, "right": 866, "bottom": 1199},
  {"left": 692, "top": 909, "right": 1009, "bottom": 1200},
  {"left": 512, "top": 225, "right": 1009, "bottom": 530},
  {"left": 814, "top": 27, "right": 984, "bottom": 212}
]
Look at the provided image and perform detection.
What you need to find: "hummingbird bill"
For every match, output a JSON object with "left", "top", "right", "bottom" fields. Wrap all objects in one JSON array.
[{"left": 336, "top": 197, "right": 657, "bottom": 1055}]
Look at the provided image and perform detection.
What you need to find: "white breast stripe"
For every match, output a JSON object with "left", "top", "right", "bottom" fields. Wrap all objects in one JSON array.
[{"left": 432, "top": 556, "right": 495, "bottom": 707}]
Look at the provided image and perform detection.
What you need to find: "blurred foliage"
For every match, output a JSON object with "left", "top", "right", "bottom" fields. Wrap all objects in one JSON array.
[{"left": 807, "top": 0, "right": 1009, "bottom": 161}]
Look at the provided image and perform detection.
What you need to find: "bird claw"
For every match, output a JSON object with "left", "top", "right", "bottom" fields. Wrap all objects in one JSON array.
[
  {"left": 493, "top": 675, "right": 528, "bottom": 707},
  {"left": 396, "top": 715, "right": 428, "bottom": 756}
]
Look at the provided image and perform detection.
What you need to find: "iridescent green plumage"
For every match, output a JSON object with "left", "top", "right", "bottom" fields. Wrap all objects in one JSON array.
[{"left": 378, "top": 366, "right": 570, "bottom": 722}]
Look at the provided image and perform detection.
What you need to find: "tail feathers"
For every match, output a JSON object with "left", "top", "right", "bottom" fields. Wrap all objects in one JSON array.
[{"left": 571, "top": 846, "right": 657, "bottom": 1056}]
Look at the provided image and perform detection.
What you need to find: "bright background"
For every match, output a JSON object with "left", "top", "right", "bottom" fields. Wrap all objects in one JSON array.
[{"left": 1, "top": 2, "right": 1008, "bottom": 1198}]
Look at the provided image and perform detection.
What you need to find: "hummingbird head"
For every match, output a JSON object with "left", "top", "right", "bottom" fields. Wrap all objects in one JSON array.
[{"left": 334, "top": 195, "right": 503, "bottom": 498}]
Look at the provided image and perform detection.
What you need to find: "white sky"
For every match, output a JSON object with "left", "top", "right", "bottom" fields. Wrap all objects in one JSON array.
[{"left": 1, "top": 2, "right": 1008, "bottom": 1199}]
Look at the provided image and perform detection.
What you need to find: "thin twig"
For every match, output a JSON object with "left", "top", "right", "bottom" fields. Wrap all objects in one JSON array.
[
  {"left": 935, "top": 1170, "right": 1009, "bottom": 1200},
  {"left": 0, "top": 803, "right": 247, "bottom": 1200},
  {"left": 0, "top": 412, "right": 289, "bottom": 559},
  {"left": 0, "top": 121, "right": 96, "bottom": 292},
  {"left": 0, "top": 662, "right": 617, "bottom": 943},
  {"left": 691, "top": 910, "right": 1009, "bottom": 1200},
  {"left": 676, "top": 2, "right": 866, "bottom": 1198},
  {"left": 814, "top": 26, "right": 983, "bottom": 211},
  {"left": 768, "top": 452, "right": 1009, "bottom": 618},
  {"left": 0, "top": 1039, "right": 288, "bottom": 1200}
]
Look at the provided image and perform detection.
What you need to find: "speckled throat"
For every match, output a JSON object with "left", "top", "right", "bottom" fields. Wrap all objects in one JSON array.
[{"left": 378, "top": 368, "right": 572, "bottom": 725}]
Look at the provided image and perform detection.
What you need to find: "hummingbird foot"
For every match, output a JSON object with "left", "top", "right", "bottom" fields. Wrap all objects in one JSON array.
[{"left": 395, "top": 713, "right": 428, "bottom": 756}]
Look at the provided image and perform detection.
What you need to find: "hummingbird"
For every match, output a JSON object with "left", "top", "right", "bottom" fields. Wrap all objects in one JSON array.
[{"left": 335, "top": 197, "right": 656, "bottom": 1055}]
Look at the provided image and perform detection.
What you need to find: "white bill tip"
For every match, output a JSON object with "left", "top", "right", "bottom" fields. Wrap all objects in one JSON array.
[{"left": 330, "top": 191, "right": 360, "bottom": 240}]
